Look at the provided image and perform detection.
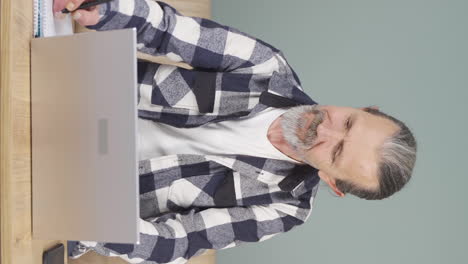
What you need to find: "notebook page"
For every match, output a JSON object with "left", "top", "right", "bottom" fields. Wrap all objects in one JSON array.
[{"left": 34, "top": 0, "right": 74, "bottom": 37}]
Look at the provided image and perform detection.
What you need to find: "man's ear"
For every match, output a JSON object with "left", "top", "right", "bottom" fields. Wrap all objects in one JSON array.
[{"left": 318, "top": 171, "right": 345, "bottom": 197}]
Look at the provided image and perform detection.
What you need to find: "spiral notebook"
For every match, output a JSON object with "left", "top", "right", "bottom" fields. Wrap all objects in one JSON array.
[{"left": 34, "top": 0, "right": 74, "bottom": 37}]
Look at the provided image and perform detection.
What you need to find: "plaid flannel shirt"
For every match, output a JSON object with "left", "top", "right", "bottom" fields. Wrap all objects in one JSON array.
[{"left": 74, "top": 0, "right": 321, "bottom": 263}]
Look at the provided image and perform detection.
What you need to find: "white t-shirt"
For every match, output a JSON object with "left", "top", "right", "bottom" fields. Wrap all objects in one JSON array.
[{"left": 137, "top": 107, "right": 301, "bottom": 164}]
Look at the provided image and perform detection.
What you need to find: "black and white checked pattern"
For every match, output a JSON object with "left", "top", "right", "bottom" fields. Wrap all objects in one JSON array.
[{"left": 75, "top": 1, "right": 321, "bottom": 263}]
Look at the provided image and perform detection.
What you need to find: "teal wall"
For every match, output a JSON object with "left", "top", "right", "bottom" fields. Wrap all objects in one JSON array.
[{"left": 212, "top": 0, "right": 467, "bottom": 263}]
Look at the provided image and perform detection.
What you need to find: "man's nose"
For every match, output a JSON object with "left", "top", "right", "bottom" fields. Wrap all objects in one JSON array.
[{"left": 315, "top": 123, "right": 345, "bottom": 144}]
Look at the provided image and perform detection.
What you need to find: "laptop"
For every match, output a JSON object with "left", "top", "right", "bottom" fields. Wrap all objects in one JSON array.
[{"left": 31, "top": 28, "right": 140, "bottom": 244}]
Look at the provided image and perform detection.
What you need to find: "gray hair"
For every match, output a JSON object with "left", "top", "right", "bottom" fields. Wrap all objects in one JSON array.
[
  {"left": 335, "top": 107, "right": 417, "bottom": 200},
  {"left": 279, "top": 104, "right": 323, "bottom": 156}
]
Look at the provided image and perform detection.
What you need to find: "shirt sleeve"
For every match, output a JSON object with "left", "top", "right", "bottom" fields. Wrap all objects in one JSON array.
[
  {"left": 78, "top": 203, "right": 307, "bottom": 263},
  {"left": 86, "top": 0, "right": 287, "bottom": 75}
]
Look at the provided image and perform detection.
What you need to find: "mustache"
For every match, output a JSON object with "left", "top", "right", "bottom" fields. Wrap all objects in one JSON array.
[
  {"left": 301, "top": 109, "right": 324, "bottom": 149},
  {"left": 279, "top": 105, "right": 325, "bottom": 158}
]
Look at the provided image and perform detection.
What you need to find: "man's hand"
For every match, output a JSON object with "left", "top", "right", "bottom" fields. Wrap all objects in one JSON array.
[{"left": 53, "top": 0, "right": 100, "bottom": 26}]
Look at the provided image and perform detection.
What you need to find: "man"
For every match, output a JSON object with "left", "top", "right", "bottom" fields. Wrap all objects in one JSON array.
[{"left": 54, "top": 0, "right": 417, "bottom": 263}]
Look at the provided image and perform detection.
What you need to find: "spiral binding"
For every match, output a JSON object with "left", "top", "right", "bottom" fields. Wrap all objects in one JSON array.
[{"left": 33, "top": 0, "right": 42, "bottom": 37}]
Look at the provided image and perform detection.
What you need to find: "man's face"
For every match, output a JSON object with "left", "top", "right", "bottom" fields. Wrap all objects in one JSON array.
[{"left": 280, "top": 105, "right": 400, "bottom": 192}]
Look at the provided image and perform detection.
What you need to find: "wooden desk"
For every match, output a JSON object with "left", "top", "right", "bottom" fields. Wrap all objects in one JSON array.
[{"left": 0, "top": 0, "right": 215, "bottom": 263}]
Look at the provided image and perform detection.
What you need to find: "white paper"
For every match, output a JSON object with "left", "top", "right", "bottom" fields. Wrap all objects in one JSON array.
[{"left": 34, "top": 0, "right": 74, "bottom": 37}]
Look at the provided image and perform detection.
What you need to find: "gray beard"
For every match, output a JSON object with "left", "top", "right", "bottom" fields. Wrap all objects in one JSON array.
[{"left": 279, "top": 105, "right": 324, "bottom": 161}]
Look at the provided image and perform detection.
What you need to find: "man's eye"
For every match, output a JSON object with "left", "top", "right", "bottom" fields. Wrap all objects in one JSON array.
[{"left": 345, "top": 117, "right": 351, "bottom": 129}]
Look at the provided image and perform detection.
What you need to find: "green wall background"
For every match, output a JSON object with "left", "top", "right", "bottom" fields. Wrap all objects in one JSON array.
[{"left": 212, "top": 0, "right": 467, "bottom": 263}]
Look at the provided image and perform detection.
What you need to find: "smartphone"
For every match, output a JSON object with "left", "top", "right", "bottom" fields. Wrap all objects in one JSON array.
[{"left": 43, "top": 243, "right": 64, "bottom": 264}]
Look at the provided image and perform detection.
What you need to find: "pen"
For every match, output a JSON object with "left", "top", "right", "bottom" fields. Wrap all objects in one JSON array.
[{"left": 61, "top": 0, "right": 114, "bottom": 14}]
